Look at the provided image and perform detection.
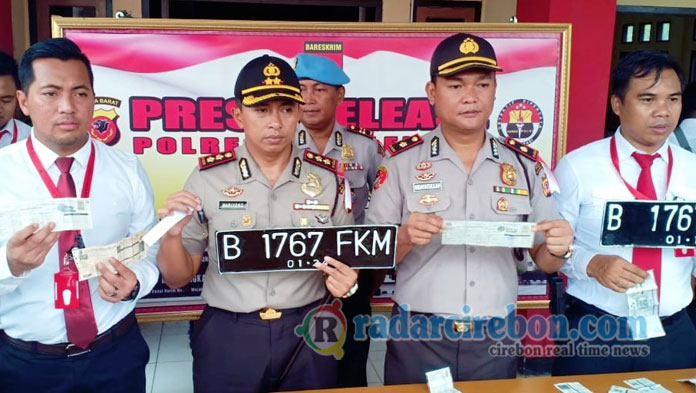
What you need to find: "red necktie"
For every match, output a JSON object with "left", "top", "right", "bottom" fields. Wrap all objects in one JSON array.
[
  {"left": 56, "top": 157, "right": 98, "bottom": 348},
  {"left": 631, "top": 152, "right": 663, "bottom": 297}
]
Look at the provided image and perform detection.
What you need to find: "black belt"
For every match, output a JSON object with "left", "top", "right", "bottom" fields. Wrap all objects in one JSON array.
[
  {"left": 210, "top": 299, "right": 323, "bottom": 322},
  {"left": 566, "top": 295, "right": 684, "bottom": 326},
  {"left": 0, "top": 312, "right": 136, "bottom": 357}
]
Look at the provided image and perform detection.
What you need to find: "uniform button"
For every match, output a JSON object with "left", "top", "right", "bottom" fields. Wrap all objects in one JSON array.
[
  {"left": 469, "top": 247, "right": 476, "bottom": 253},
  {"left": 270, "top": 290, "right": 276, "bottom": 296},
  {"left": 469, "top": 214, "right": 475, "bottom": 219},
  {"left": 469, "top": 281, "right": 476, "bottom": 287},
  {"left": 271, "top": 194, "right": 278, "bottom": 201},
  {"left": 467, "top": 179, "right": 473, "bottom": 185}
]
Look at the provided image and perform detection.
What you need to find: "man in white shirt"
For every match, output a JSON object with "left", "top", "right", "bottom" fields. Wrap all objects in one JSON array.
[
  {"left": 669, "top": 82, "right": 696, "bottom": 152},
  {"left": 0, "top": 38, "right": 159, "bottom": 392},
  {"left": 0, "top": 51, "right": 30, "bottom": 148},
  {"left": 553, "top": 50, "right": 696, "bottom": 375}
]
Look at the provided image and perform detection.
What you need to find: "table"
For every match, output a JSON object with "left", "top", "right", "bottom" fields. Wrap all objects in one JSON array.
[{"left": 293, "top": 368, "right": 696, "bottom": 392}]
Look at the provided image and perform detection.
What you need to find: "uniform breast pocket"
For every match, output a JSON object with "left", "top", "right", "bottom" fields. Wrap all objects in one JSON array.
[
  {"left": 490, "top": 194, "right": 532, "bottom": 219},
  {"left": 405, "top": 193, "right": 451, "bottom": 214},
  {"left": 291, "top": 210, "right": 333, "bottom": 228}
]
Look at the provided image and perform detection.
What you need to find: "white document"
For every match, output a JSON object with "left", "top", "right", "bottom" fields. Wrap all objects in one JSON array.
[
  {"left": 608, "top": 386, "right": 638, "bottom": 393},
  {"left": 425, "top": 367, "right": 461, "bottom": 393},
  {"left": 0, "top": 198, "right": 92, "bottom": 240},
  {"left": 624, "top": 378, "right": 672, "bottom": 392},
  {"left": 442, "top": 220, "right": 535, "bottom": 248},
  {"left": 554, "top": 382, "right": 594, "bottom": 393},
  {"left": 72, "top": 231, "right": 147, "bottom": 281},
  {"left": 626, "top": 271, "right": 665, "bottom": 340},
  {"left": 142, "top": 210, "right": 188, "bottom": 246}
]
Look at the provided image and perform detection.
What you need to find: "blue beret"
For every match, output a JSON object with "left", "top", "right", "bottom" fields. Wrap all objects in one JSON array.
[{"left": 295, "top": 53, "right": 350, "bottom": 86}]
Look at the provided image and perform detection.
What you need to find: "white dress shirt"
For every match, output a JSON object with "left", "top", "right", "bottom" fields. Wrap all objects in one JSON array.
[
  {"left": 0, "top": 130, "right": 159, "bottom": 344},
  {"left": 555, "top": 129, "right": 696, "bottom": 317},
  {"left": 668, "top": 118, "right": 696, "bottom": 152},
  {"left": 0, "top": 118, "right": 31, "bottom": 148}
]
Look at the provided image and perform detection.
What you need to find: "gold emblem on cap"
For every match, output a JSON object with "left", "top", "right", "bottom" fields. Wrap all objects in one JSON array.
[
  {"left": 500, "top": 163, "right": 517, "bottom": 186},
  {"left": 341, "top": 145, "right": 355, "bottom": 161},
  {"left": 459, "top": 37, "right": 480, "bottom": 55},
  {"left": 301, "top": 173, "right": 323, "bottom": 197},
  {"left": 262, "top": 62, "right": 283, "bottom": 86}
]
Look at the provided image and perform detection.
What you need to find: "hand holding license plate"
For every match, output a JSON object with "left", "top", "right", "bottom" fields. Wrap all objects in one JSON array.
[
  {"left": 215, "top": 224, "right": 397, "bottom": 274},
  {"left": 601, "top": 201, "right": 696, "bottom": 247}
]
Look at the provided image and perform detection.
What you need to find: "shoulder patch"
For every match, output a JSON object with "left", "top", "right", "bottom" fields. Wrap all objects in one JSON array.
[
  {"left": 388, "top": 135, "right": 423, "bottom": 156},
  {"left": 502, "top": 137, "right": 539, "bottom": 161},
  {"left": 346, "top": 124, "right": 375, "bottom": 139},
  {"left": 376, "top": 139, "right": 386, "bottom": 157},
  {"left": 303, "top": 150, "right": 338, "bottom": 173},
  {"left": 198, "top": 150, "right": 236, "bottom": 170}
]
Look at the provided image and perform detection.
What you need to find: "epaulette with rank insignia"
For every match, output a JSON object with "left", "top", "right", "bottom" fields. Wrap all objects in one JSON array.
[
  {"left": 502, "top": 137, "right": 539, "bottom": 161},
  {"left": 198, "top": 150, "right": 236, "bottom": 170},
  {"left": 303, "top": 150, "right": 339, "bottom": 173},
  {"left": 346, "top": 124, "right": 374, "bottom": 139},
  {"left": 387, "top": 135, "right": 423, "bottom": 156}
]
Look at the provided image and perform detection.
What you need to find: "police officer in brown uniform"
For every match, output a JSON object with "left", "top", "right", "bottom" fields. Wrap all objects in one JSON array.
[
  {"left": 294, "top": 53, "right": 384, "bottom": 387},
  {"left": 157, "top": 55, "right": 358, "bottom": 393},
  {"left": 366, "top": 33, "right": 574, "bottom": 384}
]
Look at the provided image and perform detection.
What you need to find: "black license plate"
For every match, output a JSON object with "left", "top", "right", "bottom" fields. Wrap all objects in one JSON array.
[
  {"left": 215, "top": 225, "right": 398, "bottom": 274},
  {"left": 601, "top": 201, "right": 696, "bottom": 248}
]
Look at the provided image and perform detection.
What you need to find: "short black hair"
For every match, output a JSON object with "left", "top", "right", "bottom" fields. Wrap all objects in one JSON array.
[
  {"left": 681, "top": 82, "right": 696, "bottom": 120},
  {"left": 0, "top": 51, "right": 19, "bottom": 90},
  {"left": 18, "top": 38, "right": 93, "bottom": 93},
  {"left": 611, "top": 50, "right": 684, "bottom": 102}
]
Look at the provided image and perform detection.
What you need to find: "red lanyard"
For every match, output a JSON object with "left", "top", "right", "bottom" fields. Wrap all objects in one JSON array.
[
  {"left": 26, "top": 136, "right": 96, "bottom": 198},
  {"left": 609, "top": 135, "right": 672, "bottom": 200},
  {"left": 10, "top": 120, "right": 18, "bottom": 144}
]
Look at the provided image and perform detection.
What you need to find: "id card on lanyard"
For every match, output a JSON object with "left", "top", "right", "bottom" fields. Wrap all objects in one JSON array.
[{"left": 26, "top": 137, "right": 95, "bottom": 309}]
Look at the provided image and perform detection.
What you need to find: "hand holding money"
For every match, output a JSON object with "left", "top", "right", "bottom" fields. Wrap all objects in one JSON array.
[
  {"left": 587, "top": 254, "right": 648, "bottom": 293},
  {"left": 7, "top": 223, "right": 60, "bottom": 276},
  {"left": 72, "top": 232, "right": 147, "bottom": 281},
  {"left": 535, "top": 219, "right": 574, "bottom": 257},
  {"left": 400, "top": 212, "right": 445, "bottom": 247},
  {"left": 158, "top": 191, "right": 202, "bottom": 238},
  {"left": 96, "top": 258, "right": 139, "bottom": 303}
]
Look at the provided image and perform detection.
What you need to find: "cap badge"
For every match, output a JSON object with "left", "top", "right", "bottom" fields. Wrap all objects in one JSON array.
[
  {"left": 459, "top": 38, "right": 480, "bottom": 55},
  {"left": 262, "top": 62, "right": 283, "bottom": 86}
]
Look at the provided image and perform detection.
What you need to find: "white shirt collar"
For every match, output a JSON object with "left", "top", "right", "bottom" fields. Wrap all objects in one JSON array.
[
  {"left": 679, "top": 118, "right": 696, "bottom": 129},
  {"left": 615, "top": 127, "right": 670, "bottom": 164},
  {"left": 1, "top": 119, "right": 14, "bottom": 134},
  {"left": 30, "top": 128, "right": 93, "bottom": 172}
]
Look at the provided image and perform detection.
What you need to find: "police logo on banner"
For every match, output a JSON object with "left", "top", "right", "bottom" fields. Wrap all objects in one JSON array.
[
  {"left": 496, "top": 99, "right": 544, "bottom": 144},
  {"left": 90, "top": 97, "right": 122, "bottom": 146}
]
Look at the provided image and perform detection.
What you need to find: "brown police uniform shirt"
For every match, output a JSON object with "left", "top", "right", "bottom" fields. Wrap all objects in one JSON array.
[
  {"left": 366, "top": 126, "right": 560, "bottom": 318},
  {"left": 295, "top": 122, "right": 383, "bottom": 224},
  {"left": 181, "top": 143, "right": 353, "bottom": 313}
]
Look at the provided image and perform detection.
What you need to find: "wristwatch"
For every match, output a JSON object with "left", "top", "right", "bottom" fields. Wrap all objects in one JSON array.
[
  {"left": 120, "top": 280, "right": 141, "bottom": 302},
  {"left": 341, "top": 282, "right": 359, "bottom": 299},
  {"left": 550, "top": 243, "right": 575, "bottom": 259}
]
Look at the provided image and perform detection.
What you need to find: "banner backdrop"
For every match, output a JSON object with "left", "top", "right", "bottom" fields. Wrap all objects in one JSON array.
[{"left": 54, "top": 18, "right": 571, "bottom": 313}]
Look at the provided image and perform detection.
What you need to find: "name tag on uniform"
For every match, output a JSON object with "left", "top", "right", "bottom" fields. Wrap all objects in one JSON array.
[
  {"left": 215, "top": 225, "right": 398, "bottom": 274},
  {"left": 219, "top": 201, "right": 248, "bottom": 210},
  {"left": 412, "top": 181, "right": 443, "bottom": 193},
  {"left": 601, "top": 201, "right": 696, "bottom": 248}
]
